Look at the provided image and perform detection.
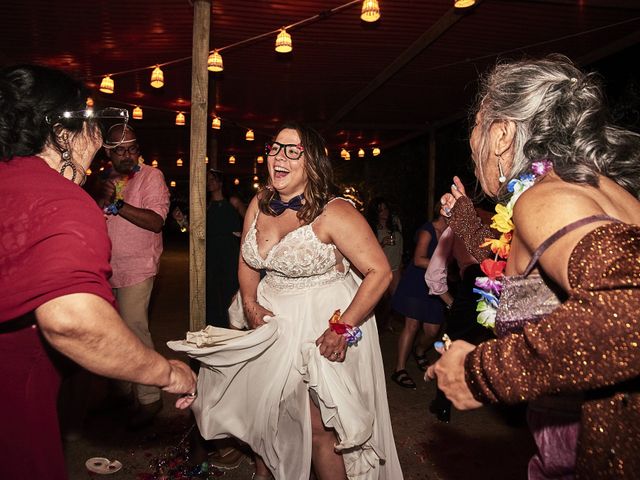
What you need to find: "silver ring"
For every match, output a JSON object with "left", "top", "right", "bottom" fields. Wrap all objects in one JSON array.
[
  {"left": 185, "top": 392, "right": 197, "bottom": 398},
  {"left": 332, "top": 351, "right": 340, "bottom": 358}
]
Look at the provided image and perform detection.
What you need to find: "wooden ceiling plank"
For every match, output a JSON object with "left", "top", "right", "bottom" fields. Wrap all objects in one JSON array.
[{"left": 326, "top": 6, "right": 476, "bottom": 126}]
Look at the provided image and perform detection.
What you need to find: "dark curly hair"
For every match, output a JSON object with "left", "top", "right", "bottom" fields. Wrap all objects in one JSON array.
[
  {"left": 473, "top": 54, "right": 640, "bottom": 200},
  {"left": 0, "top": 64, "right": 91, "bottom": 160},
  {"left": 258, "top": 122, "right": 338, "bottom": 224}
]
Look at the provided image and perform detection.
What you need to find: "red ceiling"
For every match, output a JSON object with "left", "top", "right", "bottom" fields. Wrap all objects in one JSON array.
[{"left": 2, "top": 0, "right": 639, "bottom": 181}]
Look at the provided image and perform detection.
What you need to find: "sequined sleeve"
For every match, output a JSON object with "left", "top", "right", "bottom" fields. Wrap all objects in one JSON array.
[
  {"left": 464, "top": 223, "right": 640, "bottom": 404},
  {"left": 448, "top": 196, "right": 492, "bottom": 262}
]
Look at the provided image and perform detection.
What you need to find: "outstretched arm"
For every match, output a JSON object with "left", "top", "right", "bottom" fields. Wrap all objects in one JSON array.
[{"left": 36, "top": 293, "right": 197, "bottom": 408}]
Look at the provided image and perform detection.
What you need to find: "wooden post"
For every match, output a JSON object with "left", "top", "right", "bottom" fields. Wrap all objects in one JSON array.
[
  {"left": 189, "top": 0, "right": 210, "bottom": 331},
  {"left": 427, "top": 128, "right": 436, "bottom": 220}
]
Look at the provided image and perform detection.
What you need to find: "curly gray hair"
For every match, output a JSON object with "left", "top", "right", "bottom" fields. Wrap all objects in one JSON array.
[{"left": 473, "top": 54, "right": 640, "bottom": 200}]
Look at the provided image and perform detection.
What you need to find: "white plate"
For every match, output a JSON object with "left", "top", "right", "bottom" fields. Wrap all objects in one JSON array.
[{"left": 85, "top": 457, "right": 123, "bottom": 474}]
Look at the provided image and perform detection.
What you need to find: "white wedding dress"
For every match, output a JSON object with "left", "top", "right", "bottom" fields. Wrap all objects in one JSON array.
[{"left": 170, "top": 199, "right": 403, "bottom": 479}]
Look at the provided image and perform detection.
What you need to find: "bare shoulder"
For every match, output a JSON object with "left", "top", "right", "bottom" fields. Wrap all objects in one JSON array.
[
  {"left": 245, "top": 194, "right": 260, "bottom": 216},
  {"left": 513, "top": 176, "right": 606, "bottom": 248},
  {"left": 318, "top": 197, "right": 360, "bottom": 223},
  {"left": 229, "top": 195, "right": 243, "bottom": 207},
  {"left": 313, "top": 197, "right": 367, "bottom": 241}
]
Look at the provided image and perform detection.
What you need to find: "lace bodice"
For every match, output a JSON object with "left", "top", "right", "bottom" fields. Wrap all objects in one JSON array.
[{"left": 241, "top": 209, "right": 350, "bottom": 291}]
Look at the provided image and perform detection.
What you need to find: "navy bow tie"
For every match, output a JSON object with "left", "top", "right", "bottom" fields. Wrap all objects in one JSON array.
[{"left": 269, "top": 194, "right": 304, "bottom": 215}]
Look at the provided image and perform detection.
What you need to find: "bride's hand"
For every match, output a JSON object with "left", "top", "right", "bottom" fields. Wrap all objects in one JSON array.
[
  {"left": 315, "top": 328, "right": 347, "bottom": 362},
  {"left": 242, "top": 300, "right": 274, "bottom": 329},
  {"left": 440, "top": 176, "right": 466, "bottom": 217}
]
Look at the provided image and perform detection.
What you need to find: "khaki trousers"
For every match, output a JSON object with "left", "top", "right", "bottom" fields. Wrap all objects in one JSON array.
[{"left": 113, "top": 276, "right": 161, "bottom": 405}]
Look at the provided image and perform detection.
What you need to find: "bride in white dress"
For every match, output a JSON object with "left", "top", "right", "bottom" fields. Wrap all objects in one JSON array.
[{"left": 186, "top": 123, "right": 403, "bottom": 479}]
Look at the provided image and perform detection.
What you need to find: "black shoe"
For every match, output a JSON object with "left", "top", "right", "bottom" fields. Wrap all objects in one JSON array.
[
  {"left": 390, "top": 369, "right": 417, "bottom": 389},
  {"left": 127, "top": 399, "right": 162, "bottom": 430},
  {"left": 429, "top": 399, "right": 451, "bottom": 423}
]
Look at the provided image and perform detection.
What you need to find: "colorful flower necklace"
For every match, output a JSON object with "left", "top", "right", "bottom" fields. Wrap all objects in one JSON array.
[
  {"left": 473, "top": 160, "right": 553, "bottom": 329},
  {"left": 101, "top": 163, "right": 140, "bottom": 201}
]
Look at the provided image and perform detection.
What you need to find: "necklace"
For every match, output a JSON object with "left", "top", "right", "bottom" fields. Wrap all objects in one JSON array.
[
  {"left": 474, "top": 160, "right": 553, "bottom": 329},
  {"left": 102, "top": 163, "right": 140, "bottom": 201}
]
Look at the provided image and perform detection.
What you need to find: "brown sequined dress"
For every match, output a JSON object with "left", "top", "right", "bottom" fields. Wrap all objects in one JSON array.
[{"left": 449, "top": 197, "right": 640, "bottom": 479}]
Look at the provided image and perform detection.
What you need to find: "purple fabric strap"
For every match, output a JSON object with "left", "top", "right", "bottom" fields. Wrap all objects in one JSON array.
[{"left": 523, "top": 214, "right": 619, "bottom": 276}]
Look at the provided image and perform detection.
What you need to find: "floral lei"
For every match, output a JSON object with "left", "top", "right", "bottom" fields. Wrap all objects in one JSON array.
[
  {"left": 101, "top": 162, "right": 140, "bottom": 201},
  {"left": 473, "top": 160, "right": 553, "bottom": 329}
]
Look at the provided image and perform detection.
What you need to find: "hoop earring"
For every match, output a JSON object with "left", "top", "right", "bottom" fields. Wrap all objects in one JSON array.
[
  {"left": 497, "top": 155, "right": 506, "bottom": 184},
  {"left": 58, "top": 133, "right": 78, "bottom": 183}
]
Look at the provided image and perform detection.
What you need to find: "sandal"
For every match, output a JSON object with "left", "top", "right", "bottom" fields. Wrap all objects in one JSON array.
[
  {"left": 413, "top": 349, "right": 429, "bottom": 372},
  {"left": 390, "top": 369, "right": 416, "bottom": 389}
]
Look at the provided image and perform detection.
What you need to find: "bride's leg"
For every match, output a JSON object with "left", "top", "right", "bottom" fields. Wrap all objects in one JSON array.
[{"left": 309, "top": 397, "right": 347, "bottom": 480}]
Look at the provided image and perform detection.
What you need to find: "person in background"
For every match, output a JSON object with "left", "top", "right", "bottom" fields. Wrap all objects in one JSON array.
[
  {"left": 0, "top": 64, "right": 196, "bottom": 480},
  {"left": 428, "top": 55, "right": 640, "bottom": 479},
  {"left": 366, "top": 197, "right": 403, "bottom": 331},
  {"left": 173, "top": 169, "right": 246, "bottom": 328},
  {"left": 424, "top": 223, "right": 487, "bottom": 422},
  {"left": 390, "top": 212, "right": 447, "bottom": 389},
  {"left": 172, "top": 169, "right": 248, "bottom": 470},
  {"left": 94, "top": 123, "right": 171, "bottom": 429}
]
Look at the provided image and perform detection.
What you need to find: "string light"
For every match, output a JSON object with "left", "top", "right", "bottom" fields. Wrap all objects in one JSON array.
[
  {"left": 152, "top": 160, "right": 159, "bottom": 168},
  {"left": 275, "top": 27, "right": 292, "bottom": 53},
  {"left": 253, "top": 175, "right": 259, "bottom": 181},
  {"left": 138, "top": 155, "right": 145, "bottom": 164},
  {"left": 86, "top": 97, "right": 94, "bottom": 108},
  {"left": 132, "top": 106, "right": 143, "bottom": 120},
  {"left": 256, "top": 155, "right": 264, "bottom": 164},
  {"left": 99, "top": 75, "right": 114, "bottom": 94},
  {"left": 170, "top": 180, "right": 176, "bottom": 187},
  {"left": 86, "top": 168, "right": 92, "bottom": 176},
  {"left": 358, "top": 148, "right": 365, "bottom": 158},
  {"left": 253, "top": 182, "right": 259, "bottom": 189},
  {"left": 207, "top": 50, "right": 224, "bottom": 72},
  {"left": 340, "top": 148, "right": 349, "bottom": 159},
  {"left": 372, "top": 147, "right": 381, "bottom": 156},
  {"left": 175, "top": 112, "right": 186, "bottom": 126},
  {"left": 205, "top": 156, "right": 209, "bottom": 164},
  {"left": 454, "top": 0, "right": 476, "bottom": 8},
  {"left": 176, "top": 158, "right": 183, "bottom": 167},
  {"left": 246, "top": 129, "right": 255, "bottom": 141},
  {"left": 361, "top": 0, "right": 381, "bottom": 22},
  {"left": 234, "top": 178, "right": 240, "bottom": 185},
  {"left": 150, "top": 66, "right": 164, "bottom": 88},
  {"left": 211, "top": 116, "right": 221, "bottom": 129},
  {"left": 228, "top": 155, "right": 236, "bottom": 164}
]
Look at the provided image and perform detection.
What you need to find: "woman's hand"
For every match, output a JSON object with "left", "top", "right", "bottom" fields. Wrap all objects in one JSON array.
[
  {"left": 243, "top": 299, "right": 274, "bottom": 329},
  {"left": 425, "top": 340, "right": 483, "bottom": 410},
  {"left": 440, "top": 176, "right": 467, "bottom": 218},
  {"left": 162, "top": 359, "right": 198, "bottom": 409},
  {"left": 315, "top": 328, "right": 348, "bottom": 362}
]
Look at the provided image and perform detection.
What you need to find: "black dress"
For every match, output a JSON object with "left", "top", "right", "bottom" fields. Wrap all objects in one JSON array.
[{"left": 206, "top": 198, "right": 242, "bottom": 327}]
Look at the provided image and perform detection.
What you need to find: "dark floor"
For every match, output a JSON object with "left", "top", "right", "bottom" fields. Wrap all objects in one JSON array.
[{"left": 63, "top": 238, "right": 535, "bottom": 479}]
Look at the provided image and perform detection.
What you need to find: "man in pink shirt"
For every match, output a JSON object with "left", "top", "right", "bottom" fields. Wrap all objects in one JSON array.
[{"left": 97, "top": 124, "right": 170, "bottom": 428}]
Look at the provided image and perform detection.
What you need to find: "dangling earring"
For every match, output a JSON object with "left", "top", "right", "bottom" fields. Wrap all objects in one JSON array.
[
  {"left": 58, "top": 133, "right": 78, "bottom": 183},
  {"left": 497, "top": 155, "right": 506, "bottom": 184}
]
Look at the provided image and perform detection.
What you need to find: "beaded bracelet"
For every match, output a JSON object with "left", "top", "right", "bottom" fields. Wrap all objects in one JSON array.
[
  {"left": 328, "top": 309, "right": 363, "bottom": 347},
  {"left": 104, "top": 199, "right": 125, "bottom": 216}
]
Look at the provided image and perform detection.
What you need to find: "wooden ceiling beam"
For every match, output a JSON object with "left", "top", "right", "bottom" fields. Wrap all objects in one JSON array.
[{"left": 326, "top": 5, "right": 479, "bottom": 125}]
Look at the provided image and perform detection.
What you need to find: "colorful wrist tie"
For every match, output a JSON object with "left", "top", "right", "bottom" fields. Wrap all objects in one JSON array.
[
  {"left": 328, "top": 309, "right": 363, "bottom": 347},
  {"left": 104, "top": 199, "right": 125, "bottom": 215}
]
